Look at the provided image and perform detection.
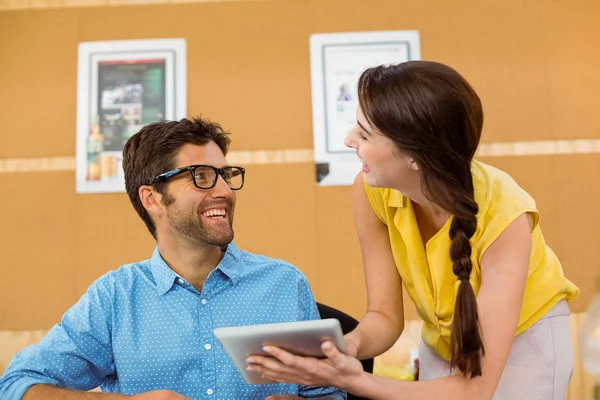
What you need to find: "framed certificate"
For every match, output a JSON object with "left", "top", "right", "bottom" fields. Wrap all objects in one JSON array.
[
  {"left": 76, "top": 38, "right": 186, "bottom": 193},
  {"left": 310, "top": 31, "right": 420, "bottom": 186}
]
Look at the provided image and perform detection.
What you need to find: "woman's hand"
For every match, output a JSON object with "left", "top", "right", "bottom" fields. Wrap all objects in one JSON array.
[
  {"left": 246, "top": 340, "right": 364, "bottom": 390},
  {"left": 343, "top": 334, "right": 360, "bottom": 358}
]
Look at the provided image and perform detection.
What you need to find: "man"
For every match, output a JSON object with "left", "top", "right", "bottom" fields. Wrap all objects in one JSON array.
[{"left": 0, "top": 117, "right": 345, "bottom": 400}]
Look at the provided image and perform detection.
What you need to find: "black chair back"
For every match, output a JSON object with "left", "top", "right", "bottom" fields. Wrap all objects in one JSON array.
[{"left": 317, "top": 302, "right": 373, "bottom": 400}]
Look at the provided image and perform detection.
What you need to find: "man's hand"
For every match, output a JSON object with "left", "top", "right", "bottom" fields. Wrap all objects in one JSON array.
[{"left": 130, "top": 390, "right": 191, "bottom": 400}]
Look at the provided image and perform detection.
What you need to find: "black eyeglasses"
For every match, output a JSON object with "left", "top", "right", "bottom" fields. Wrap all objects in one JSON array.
[{"left": 152, "top": 165, "right": 245, "bottom": 190}]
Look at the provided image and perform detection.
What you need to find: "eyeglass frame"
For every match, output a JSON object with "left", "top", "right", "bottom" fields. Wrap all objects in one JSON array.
[{"left": 151, "top": 164, "right": 246, "bottom": 190}]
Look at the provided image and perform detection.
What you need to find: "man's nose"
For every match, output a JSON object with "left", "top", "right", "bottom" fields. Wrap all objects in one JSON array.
[{"left": 210, "top": 174, "right": 233, "bottom": 197}]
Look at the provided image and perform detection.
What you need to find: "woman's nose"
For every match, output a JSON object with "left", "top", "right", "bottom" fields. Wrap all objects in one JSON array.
[{"left": 344, "top": 132, "right": 355, "bottom": 149}]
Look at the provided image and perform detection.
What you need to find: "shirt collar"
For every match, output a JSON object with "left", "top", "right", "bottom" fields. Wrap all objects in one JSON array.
[
  {"left": 388, "top": 189, "right": 405, "bottom": 208},
  {"left": 149, "top": 242, "right": 244, "bottom": 295},
  {"left": 150, "top": 247, "right": 179, "bottom": 295},
  {"left": 215, "top": 242, "right": 243, "bottom": 285}
]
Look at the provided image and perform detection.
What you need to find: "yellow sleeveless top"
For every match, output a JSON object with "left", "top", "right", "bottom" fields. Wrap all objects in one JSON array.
[{"left": 364, "top": 160, "right": 579, "bottom": 360}]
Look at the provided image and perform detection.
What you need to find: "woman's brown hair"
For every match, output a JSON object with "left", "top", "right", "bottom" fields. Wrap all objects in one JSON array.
[{"left": 358, "top": 61, "right": 485, "bottom": 377}]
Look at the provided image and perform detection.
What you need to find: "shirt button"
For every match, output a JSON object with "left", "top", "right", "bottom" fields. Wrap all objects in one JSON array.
[
  {"left": 207, "top": 389, "right": 213, "bottom": 395},
  {"left": 204, "top": 343, "right": 212, "bottom": 350},
  {"left": 201, "top": 299, "right": 207, "bottom": 305},
  {"left": 177, "top": 278, "right": 184, "bottom": 284}
]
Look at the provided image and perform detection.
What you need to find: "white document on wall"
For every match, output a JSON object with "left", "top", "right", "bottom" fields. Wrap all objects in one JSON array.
[
  {"left": 309, "top": 31, "right": 420, "bottom": 186},
  {"left": 76, "top": 38, "right": 187, "bottom": 194}
]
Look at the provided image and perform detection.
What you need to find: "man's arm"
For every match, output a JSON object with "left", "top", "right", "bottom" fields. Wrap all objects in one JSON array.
[
  {"left": 0, "top": 278, "right": 116, "bottom": 399},
  {"left": 23, "top": 384, "right": 126, "bottom": 399},
  {"left": 266, "top": 395, "right": 342, "bottom": 400},
  {"left": 23, "top": 385, "right": 190, "bottom": 400}
]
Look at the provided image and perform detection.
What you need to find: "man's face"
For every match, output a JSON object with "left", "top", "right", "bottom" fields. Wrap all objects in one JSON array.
[{"left": 160, "top": 142, "right": 237, "bottom": 247}]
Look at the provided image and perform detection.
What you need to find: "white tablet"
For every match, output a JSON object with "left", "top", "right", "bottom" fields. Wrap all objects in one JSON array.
[{"left": 214, "top": 318, "right": 346, "bottom": 384}]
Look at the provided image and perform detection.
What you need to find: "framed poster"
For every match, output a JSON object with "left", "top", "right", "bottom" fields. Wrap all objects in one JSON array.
[
  {"left": 310, "top": 31, "right": 420, "bottom": 186},
  {"left": 76, "top": 38, "right": 186, "bottom": 193}
]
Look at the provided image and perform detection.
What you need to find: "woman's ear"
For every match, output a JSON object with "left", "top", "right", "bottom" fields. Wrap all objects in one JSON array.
[{"left": 409, "top": 159, "right": 419, "bottom": 171}]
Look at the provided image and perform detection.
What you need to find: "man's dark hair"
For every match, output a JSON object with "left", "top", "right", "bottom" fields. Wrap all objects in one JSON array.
[{"left": 122, "top": 117, "right": 231, "bottom": 238}]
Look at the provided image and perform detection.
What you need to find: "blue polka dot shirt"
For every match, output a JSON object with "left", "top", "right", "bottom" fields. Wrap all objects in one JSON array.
[{"left": 0, "top": 242, "right": 346, "bottom": 400}]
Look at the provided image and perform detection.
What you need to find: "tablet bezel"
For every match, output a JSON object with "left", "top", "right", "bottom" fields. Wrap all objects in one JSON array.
[{"left": 214, "top": 318, "right": 346, "bottom": 385}]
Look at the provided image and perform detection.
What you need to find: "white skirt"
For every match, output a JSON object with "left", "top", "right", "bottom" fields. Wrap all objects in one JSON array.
[{"left": 418, "top": 300, "right": 573, "bottom": 400}]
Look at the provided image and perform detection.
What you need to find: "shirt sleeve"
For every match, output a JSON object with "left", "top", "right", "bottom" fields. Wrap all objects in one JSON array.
[
  {"left": 296, "top": 277, "right": 348, "bottom": 400},
  {"left": 0, "top": 277, "right": 116, "bottom": 400},
  {"left": 363, "top": 180, "right": 388, "bottom": 225},
  {"left": 473, "top": 184, "right": 539, "bottom": 262}
]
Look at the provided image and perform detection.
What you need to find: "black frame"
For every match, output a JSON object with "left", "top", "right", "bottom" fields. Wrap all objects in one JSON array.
[{"left": 152, "top": 165, "right": 245, "bottom": 190}]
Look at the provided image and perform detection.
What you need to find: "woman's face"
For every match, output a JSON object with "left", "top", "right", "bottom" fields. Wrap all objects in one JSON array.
[{"left": 344, "top": 105, "right": 419, "bottom": 190}]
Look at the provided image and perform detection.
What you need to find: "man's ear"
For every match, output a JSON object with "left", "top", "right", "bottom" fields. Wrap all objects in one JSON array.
[{"left": 139, "top": 185, "right": 164, "bottom": 219}]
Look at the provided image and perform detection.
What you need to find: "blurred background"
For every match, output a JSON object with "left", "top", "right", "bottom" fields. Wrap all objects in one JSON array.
[{"left": 1, "top": 0, "right": 599, "bottom": 398}]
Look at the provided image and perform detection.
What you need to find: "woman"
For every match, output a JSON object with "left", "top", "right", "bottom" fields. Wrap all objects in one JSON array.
[{"left": 247, "top": 61, "right": 580, "bottom": 400}]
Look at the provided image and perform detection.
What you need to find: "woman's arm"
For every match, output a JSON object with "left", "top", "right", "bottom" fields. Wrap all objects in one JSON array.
[
  {"left": 346, "top": 212, "right": 533, "bottom": 399},
  {"left": 345, "top": 172, "right": 405, "bottom": 359},
  {"left": 251, "top": 213, "right": 532, "bottom": 400}
]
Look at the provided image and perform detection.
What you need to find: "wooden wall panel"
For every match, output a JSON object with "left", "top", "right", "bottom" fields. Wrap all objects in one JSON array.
[
  {"left": 541, "top": 0, "right": 600, "bottom": 140},
  {"left": 313, "top": 186, "right": 366, "bottom": 317},
  {"left": 308, "top": 0, "right": 552, "bottom": 143},
  {"left": 233, "top": 164, "right": 319, "bottom": 285},
  {"left": 553, "top": 155, "right": 600, "bottom": 312},
  {"left": 0, "top": 172, "right": 79, "bottom": 329},
  {"left": 0, "top": 0, "right": 598, "bottom": 327},
  {"left": 74, "top": 193, "right": 155, "bottom": 295},
  {"left": 0, "top": 9, "right": 79, "bottom": 158}
]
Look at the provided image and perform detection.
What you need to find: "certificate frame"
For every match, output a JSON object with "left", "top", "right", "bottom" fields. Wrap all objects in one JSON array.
[
  {"left": 309, "top": 31, "right": 420, "bottom": 186},
  {"left": 76, "top": 38, "right": 186, "bottom": 194}
]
